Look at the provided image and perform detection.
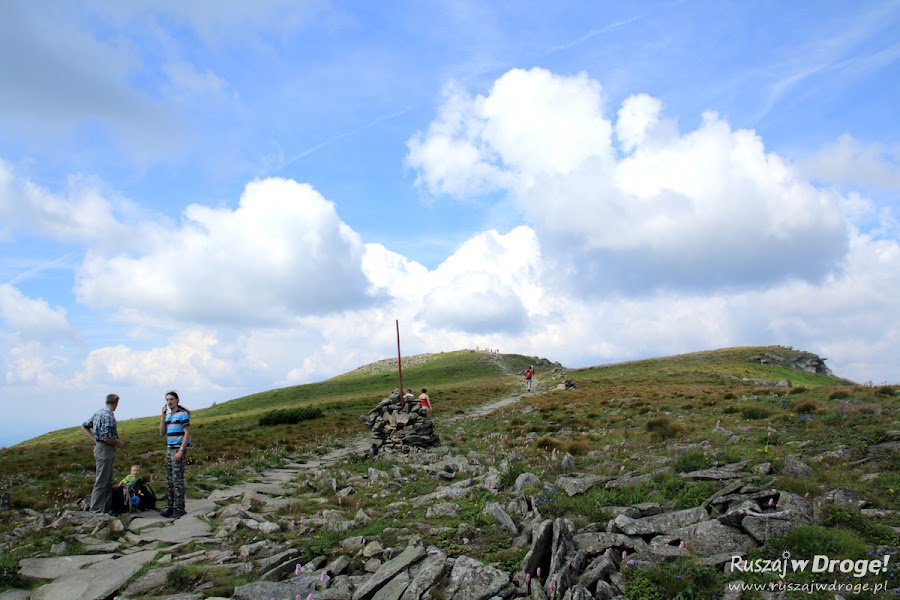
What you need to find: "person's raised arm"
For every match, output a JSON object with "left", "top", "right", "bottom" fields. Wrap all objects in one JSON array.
[{"left": 159, "top": 404, "right": 167, "bottom": 436}]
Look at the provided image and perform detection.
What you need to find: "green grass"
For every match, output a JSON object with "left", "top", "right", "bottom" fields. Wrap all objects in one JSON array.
[
  {"left": 0, "top": 350, "right": 519, "bottom": 510},
  {"left": 1, "top": 344, "right": 896, "bottom": 598}
]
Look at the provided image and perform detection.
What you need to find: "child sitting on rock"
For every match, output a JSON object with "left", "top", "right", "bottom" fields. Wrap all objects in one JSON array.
[{"left": 120, "top": 464, "right": 142, "bottom": 487}]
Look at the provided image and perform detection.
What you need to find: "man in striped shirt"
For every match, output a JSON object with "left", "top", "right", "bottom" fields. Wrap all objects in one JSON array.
[
  {"left": 81, "top": 394, "right": 126, "bottom": 514},
  {"left": 159, "top": 391, "right": 191, "bottom": 519}
]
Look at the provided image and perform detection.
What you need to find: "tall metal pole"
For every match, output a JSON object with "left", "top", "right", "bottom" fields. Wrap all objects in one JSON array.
[{"left": 396, "top": 320, "right": 404, "bottom": 407}]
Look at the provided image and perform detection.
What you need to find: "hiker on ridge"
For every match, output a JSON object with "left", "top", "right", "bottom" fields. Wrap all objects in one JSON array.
[
  {"left": 81, "top": 393, "right": 125, "bottom": 514},
  {"left": 403, "top": 388, "right": 415, "bottom": 412},
  {"left": 418, "top": 388, "right": 431, "bottom": 413},
  {"left": 524, "top": 365, "right": 535, "bottom": 392},
  {"left": 159, "top": 391, "right": 191, "bottom": 519}
]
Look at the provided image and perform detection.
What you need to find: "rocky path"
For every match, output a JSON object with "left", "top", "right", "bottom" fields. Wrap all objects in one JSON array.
[
  {"left": 9, "top": 374, "right": 893, "bottom": 600},
  {"left": 8, "top": 367, "right": 544, "bottom": 600}
]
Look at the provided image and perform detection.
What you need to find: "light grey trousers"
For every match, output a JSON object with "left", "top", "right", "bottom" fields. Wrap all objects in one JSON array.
[{"left": 90, "top": 442, "right": 116, "bottom": 513}]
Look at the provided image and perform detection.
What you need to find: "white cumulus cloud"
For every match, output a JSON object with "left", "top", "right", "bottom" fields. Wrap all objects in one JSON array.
[
  {"left": 408, "top": 69, "right": 850, "bottom": 294},
  {"left": 795, "top": 133, "right": 900, "bottom": 191},
  {"left": 0, "top": 284, "right": 75, "bottom": 341},
  {"left": 75, "top": 177, "right": 372, "bottom": 324}
]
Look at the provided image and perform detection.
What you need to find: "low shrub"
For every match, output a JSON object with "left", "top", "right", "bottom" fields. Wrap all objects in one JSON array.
[
  {"left": 672, "top": 450, "right": 713, "bottom": 473},
  {"left": 794, "top": 400, "right": 819, "bottom": 414},
  {"left": 828, "top": 389, "right": 852, "bottom": 400},
  {"left": 739, "top": 405, "right": 774, "bottom": 420},
  {"left": 645, "top": 417, "right": 688, "bottom": 442},
  {"left": 259, "top": 407, "right": 324, "bottom": 427},
  {"left": 499, "top": 461, "right": 529, "bottom": 489},
  {"left": 780, "top": 524, "right": 868, "bottom": 558},
  {"left": 563, "top": 439, "right": 593, "bottom": 456},
  {"left": 0, "top": 550, "right": 26, "bottom": 592},
  {"left": 623, "top": 559, "right": 720, "bottom": 600},
  {"left": 536, "top": 437, "right": 563, "bottom": 452},
  {"left": 821, "top": 505, "right": 896, "bottom": 544}
]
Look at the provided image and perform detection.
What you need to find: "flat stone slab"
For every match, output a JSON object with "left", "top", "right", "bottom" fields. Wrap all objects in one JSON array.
[
  {"left": 129, "top": 514, "right": 170, "bottom": 531},
  {"left": 241, "top": 482, "right": 293, "bottom": 496},
  {"left": 135, "top": 514, "right": 212, "bottom": 543},
  {"left": 19, "top": 554, "right": 115, "bottom": 579},
  {"left": 208, "top": 487, "right": 249, "bottom": 503},
  {"left": 284, "top": 461, "right": 320, "bottom": 469},
  {"left": 29, "top": 550, "right": 156, "bottom": 600},
  {"left": 0, "top": 589, "right": 32, "bottom": 599},
  {"left": 186, "top": 498, "right": 218, "bottom": 515},
  {"left": 122, "top": 564, "right": 177, "bottom": 596},
  {"left": 208, "top": 483, "right": 292, "bottom": 507},
  {"left": 256, "top": 469, "right": 300, "bottom": 483}
]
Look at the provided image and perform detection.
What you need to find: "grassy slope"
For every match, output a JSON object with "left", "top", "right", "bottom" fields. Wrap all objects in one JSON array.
[
  {"left": 0, "top": 349, "right": 523, "bottom": 509},
  {"left": 2, "top": 345, "right": 898, "bottom": 598},
  {"left": 0, "top": 345, "right": 890, "bottom": 511}
]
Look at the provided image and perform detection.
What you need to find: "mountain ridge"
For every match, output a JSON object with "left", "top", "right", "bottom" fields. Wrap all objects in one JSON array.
[{"left": 1, "top": 345, "right": 896, "bottom": 598}]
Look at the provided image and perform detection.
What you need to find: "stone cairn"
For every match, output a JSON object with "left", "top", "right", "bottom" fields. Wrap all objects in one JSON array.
[{"left": 360, "top": 389, "right": 440, "bottom": 455}]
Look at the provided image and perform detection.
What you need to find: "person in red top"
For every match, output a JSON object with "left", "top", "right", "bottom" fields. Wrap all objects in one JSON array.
[
  {"left": 524, "top": 366, "right": 534, "bottom": 392},
  {"left": 418, "top": 388, "right": 431, "bottom": 413}
]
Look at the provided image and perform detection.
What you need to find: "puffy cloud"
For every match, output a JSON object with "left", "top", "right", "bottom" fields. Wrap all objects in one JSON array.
[
  {"left": 615, "top": 93, "right": 678, "bottom": 152},
  {"left": 420, "top": 272, "right": 528, "bottom": 334},
  {"left": 413, "top": 227, "right": 542, "bottom": 333},
  {"left": 408, "top": 69, "right": 850, "bottom": 294},
  {"left": 407, "top": 68, "right": 612, "bottom": 195},
  {"left": 2, "top": 340, "right": 69, "bottom": 386},
  {"left": 406, "top": 82, "right": 514, "bottom": 196},
  {"left": 0, "top": 160, "right": 131, "bottom": 245},
  {"left": 362, "top": 243, "right": 429, "bottom": 295},
  {"left": 79, "top": 329, "right": 232, "bottom": 389},
  {"left": 477, "top": 68, "right": 613, "bottom": 179},
  {"left": 795, "top": 134, "right": 900, "bottom": 191},
  {"left": 0, "top": 284, "right": 75, "bottom": 342},
  {"left": 75, "top": 177, "right": 372, "bottom": 323}
]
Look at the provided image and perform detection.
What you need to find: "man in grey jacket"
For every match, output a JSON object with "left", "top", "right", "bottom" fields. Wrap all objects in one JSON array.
[{"left": 81, "top": 394, "right": 126, "bottom": 513}]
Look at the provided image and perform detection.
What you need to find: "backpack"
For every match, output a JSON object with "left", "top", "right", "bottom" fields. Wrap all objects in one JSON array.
[
  {"left": 126, "top": 479, "right": 157, "bottom": 512},
  {"left": 111, "top": 485, "right": 129, "bottom": 514}
]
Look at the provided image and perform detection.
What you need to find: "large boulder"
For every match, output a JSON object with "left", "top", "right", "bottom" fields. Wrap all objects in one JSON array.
[{"left": 445, "top": 555, "right": 510, "bottom": 600}]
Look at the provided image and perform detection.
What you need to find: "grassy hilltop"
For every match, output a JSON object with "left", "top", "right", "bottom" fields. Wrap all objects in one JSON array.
[
  {"left": 0, "top": 345, "right": 893, "bottom": 511},
  {"left": 1, "top": 345, "right": 897, "bottom": 598},
  {"left": 0, "top": 349, "right": 525, "bottom": 509}
]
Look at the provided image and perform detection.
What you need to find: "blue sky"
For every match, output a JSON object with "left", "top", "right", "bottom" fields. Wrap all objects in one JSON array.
[{"left": 1, "top": 1, "right": 898, "bottom": 447}]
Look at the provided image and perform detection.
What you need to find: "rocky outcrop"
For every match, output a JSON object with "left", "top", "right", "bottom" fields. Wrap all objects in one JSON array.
[
  {"left": 7, "top": 448, "right": 878, "bottom": 600},
  {"left": 747, "top": 349, "right": 834, "bottom": 377}
]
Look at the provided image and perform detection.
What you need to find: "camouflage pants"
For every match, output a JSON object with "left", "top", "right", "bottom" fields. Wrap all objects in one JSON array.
[{"left": 164, "top": 446, "right": 188, "bottom": 510}]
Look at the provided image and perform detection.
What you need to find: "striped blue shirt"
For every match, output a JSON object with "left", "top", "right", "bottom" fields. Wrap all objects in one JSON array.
[
  {"left": 83, "top": 408, "right": 118, "bottom": 442},
  {"left": 165, "top": 407, "right": 191, "bottom": 447}
]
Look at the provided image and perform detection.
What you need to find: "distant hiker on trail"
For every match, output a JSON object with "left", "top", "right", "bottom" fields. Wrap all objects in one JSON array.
[
  {"left": 81, "top": 393, "right": 125, "bottom": 514},
  {"left": 418, "top": 388, "right": 431, "bottom": 413},
  {"left": 524, "top": 365, "right": 535, "bottom": 392},
  {"left": 159, "top": 391, "right": 191, "bottom": 519},
  {"left": 120, "top": 464, "right": 141, "bottom": 487}
]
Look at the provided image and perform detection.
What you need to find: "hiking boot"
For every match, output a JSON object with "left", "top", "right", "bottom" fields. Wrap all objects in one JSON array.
[
  {"left": 171, "top": 508, "right": 187, "bottom": 519},
  {"left": 158, "top": 506, "right": 174, "bottom": 518}
]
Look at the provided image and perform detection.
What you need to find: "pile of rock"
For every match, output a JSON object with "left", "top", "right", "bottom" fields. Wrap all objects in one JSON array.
[{"left": 359, "top": 390, "right": 440, "bottom": 455}]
